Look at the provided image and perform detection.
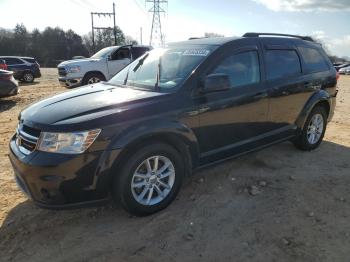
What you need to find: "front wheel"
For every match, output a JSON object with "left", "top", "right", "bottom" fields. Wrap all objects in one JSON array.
[
  {"left": 293, "top": 106, "right": 328, "bottom": 151},
  {"left": 113, "top": 143, "right": 185, "bottom": 216},
  {"left": 82, "top": 73, "right": 106, "bottom": 86}
]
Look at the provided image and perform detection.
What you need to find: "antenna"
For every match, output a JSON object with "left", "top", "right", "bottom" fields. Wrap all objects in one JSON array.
[{"left": 146, "top": 0, "right": 168, "bottom": 47}]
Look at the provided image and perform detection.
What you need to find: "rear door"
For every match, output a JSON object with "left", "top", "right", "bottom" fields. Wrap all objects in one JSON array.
[
  {"left": 261, "top": 39, "right": 306, "bottom": 132},
  {"left": 3, "top": 57, "right": 26, "bottom": 79}
]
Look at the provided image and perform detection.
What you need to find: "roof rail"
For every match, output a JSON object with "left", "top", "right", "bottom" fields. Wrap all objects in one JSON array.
[{"left": 243, "top": 32, "right": 314, "bottom": 42}]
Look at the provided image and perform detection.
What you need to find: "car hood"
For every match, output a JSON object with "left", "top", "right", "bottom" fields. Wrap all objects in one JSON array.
[
  {"left": 58, "top": 58, "right": 101, "bottom": 67},
  {"left": 20, "top": 83, "right": 168, "bottom": 128}
]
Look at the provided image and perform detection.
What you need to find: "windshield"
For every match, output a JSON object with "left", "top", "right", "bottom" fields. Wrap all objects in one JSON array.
[
  {"left": 109, "top": 45, "right": 214, "bottom": 92},
  {"left": 91, "top": 47, "right": 118, "bottom": 59}
]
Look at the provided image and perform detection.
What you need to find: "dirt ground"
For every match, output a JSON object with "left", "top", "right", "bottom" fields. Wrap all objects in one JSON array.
[{"left": 0, "top": 68, "right": 349, "bottom": 262}]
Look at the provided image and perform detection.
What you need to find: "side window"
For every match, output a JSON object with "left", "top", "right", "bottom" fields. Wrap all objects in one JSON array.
[
  {"left": 4, "top": 58, "right": 24, "bottom": 65},
  {"left": 298, "top": 46, "right": 329, "bottom": 73},
  {"left": 132, "top": 47, "right": 149, "bottom": 60},
  {"left": 211, "top": 51, "right": 260, "bottom": 88},
  {"left": 265, "top": 50, "right": 301, "bottom": 80},
  {"left": 111, "top": 48, "right": 131, "bottom": 60}
]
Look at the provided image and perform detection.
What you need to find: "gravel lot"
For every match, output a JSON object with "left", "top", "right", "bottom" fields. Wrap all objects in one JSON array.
[{"left": 0, "top": 69, "right": 349, "bottom": 262}]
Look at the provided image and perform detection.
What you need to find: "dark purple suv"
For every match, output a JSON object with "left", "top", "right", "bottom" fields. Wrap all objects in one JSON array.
[{"left": 0, "top": 56, "right": 41, "bottom": 83}]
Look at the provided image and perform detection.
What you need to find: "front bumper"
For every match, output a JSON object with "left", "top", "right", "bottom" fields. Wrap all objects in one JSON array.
[
  {"left": 58, "top": 76, "right": 83, "bottom": 88},
  {"left": 8, "top": 136, "right": 119, "bottom": 209}
]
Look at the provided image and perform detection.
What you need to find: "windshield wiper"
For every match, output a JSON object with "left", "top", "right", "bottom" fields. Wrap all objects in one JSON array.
[
  {"left": 123, "top": 53, "right": 149, "bottom": 85},
  {"left": 155, "top": 56, "right": 161, "bottom": 91}
]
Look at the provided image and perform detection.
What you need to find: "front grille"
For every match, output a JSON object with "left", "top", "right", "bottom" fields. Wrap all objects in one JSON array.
[
  {"left": 16, "top": 124, "right": 40, "bottom": 155},
  {"left": 58, "top": 67, "right": 67, "bottom": 77}
]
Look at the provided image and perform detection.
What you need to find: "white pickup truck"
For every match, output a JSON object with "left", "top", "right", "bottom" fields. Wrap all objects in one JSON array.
[{"left": 57, "top": 45, "right": 151, "bottom": 88}]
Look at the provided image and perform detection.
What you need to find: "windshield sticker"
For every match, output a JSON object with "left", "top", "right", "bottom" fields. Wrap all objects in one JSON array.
[{"left": 183, "top": 49, "right": 210, "bottom": 56}]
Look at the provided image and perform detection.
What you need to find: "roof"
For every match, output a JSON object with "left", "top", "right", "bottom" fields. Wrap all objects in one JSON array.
[
  {"left": 0, "top": 56, "right": 35, "bottom": 59},
  {"left": 168, "top": 36, "right": 240, "bottom": 46}
]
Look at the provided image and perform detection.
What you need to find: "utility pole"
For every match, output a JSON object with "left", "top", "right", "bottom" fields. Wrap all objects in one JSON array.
[
  {"left": 146, "top": 0, "right": 168, "bottom": 47},
  {"left": 140, "top": 27, "right": 143, "bottom": 45},
  {"left": 90, "top": 3, "right": 117, "bottom": 52},
  {"left": 113, "top": 3, "right": 117, "bottom": 45}
]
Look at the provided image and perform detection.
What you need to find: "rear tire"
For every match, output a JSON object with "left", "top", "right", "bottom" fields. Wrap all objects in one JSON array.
[
  {"left": 82, "top": 72, "right": 106, "bottom": 86},
  {"left": 112, "top": 143, "right": 185, "bottom": 216},
  {"left": 293, "top": 106, "right": 328, "bottom": 151}
]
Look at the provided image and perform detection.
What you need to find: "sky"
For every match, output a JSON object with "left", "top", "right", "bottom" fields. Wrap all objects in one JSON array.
[{"left": 0, "top": 0, "right": 349, "bottom": 57}]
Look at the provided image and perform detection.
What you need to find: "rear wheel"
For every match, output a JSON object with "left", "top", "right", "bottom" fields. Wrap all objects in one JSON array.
[
  {"left": 22, "top": 72, "right": 34, "bottom": 83},
  {"left": 113, "top": 143, "right": 185, "bottom": 216},
  {"left": 293, "top": 106, "right": 328, "bottom": 151},
  {"left": 82, "top": 73, "right": 106, "bottom": 86}
]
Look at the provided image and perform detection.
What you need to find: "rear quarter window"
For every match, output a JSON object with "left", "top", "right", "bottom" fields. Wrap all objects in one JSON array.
[
  {"left": 265, "top": 50, "right": 301, "bottom": 80},
  {"left": 22, "top": 58, "right": 36, "bottom": 64},
  {"left": 298, "top": 46, "right": 329, "bottom": 73}
]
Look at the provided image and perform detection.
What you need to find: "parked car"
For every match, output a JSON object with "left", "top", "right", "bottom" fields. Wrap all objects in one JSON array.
[
  {"left": 335, "top": 62, "right": 350, "bottom": 72},
  {"left": 0, "top": 56, "right": 41, "bottom": 83},
  {"left": 0, "top": 59, "right": 8, "bottom": 70},
  {"left": 339, "top": 66, "right": 350, "bottom": 75},
  {"left": 57, "top": 45, "right": 152, "bottom": 88},
  {"left": 9, "top": 33, "right": 337, "bottom": 216},
  {"left": 0, "top": 70, "right": 18, "bottom": 97}
]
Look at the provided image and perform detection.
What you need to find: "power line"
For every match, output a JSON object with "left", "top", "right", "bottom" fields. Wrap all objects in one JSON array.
[
  {"left": 90, "top": 3, "right": 117, "bottom": 52},
  {"left": 146, "top": 0, "right": 168, "bottom": 47}
]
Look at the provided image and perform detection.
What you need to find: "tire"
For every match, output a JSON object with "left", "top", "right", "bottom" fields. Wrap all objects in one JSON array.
[
  {"left": 22, "top": 72, "right": 34, "bottom": 83},
  {"left": 113, "top": 143, "right": 185, "bottom": 216},
  {"left": 82, "top": 72, "right": 106, "bottom": 86},
  {"left": 293, "top": 106, "right": 328, "bottom": 151}
]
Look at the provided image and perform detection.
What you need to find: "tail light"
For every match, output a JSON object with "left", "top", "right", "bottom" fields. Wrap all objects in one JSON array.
[
  {"left": 336, "top": 72, "right": 340, "bottom": 81},
  {"left": 0, "top": 63, "right": 7, "bottom": 70}
]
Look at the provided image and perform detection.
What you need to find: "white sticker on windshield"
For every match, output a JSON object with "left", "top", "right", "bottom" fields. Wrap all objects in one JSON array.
[{"left": 183, "top": 49, "right": 210, "bottom": 56}]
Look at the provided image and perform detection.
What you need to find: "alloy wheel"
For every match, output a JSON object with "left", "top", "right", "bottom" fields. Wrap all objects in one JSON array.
[
  {"left": 307, "top": 113, "right": 324, "bottom": 144},
  {"left": 131, "top": 155, "right": 175, "bottom": 206}
]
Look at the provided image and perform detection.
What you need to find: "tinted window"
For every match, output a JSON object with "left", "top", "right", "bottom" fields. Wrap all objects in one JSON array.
[
  {"left": 132, "top": 47, "right": 149, "bottom": 60},
  {"left": 299, "top": 46, "right": 329, "bottom": 73},
  {"left": 212, "top": 51, "right": 260, "bottom": 87},
  {"left": 22, "top": 58, "right": 36, "bottom": 64},
  {"left": 4, "top": 58, "right": 24, "bottom": 65},
  {"left": 265, "top": 50, "right": 301, "bottom": 80},
  {"left": 112, "top": 48, "right": 131, "bottom": 60}
]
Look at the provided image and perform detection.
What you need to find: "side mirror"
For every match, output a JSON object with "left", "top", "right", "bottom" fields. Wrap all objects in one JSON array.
[
  {"left": 202, "top": 73, "right": 231, "bottom": 93},
  {"left": 107, "top": 55, "right": 112, "bottom": 61}
]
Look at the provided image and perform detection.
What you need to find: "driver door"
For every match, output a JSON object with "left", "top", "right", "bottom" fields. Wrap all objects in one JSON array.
[{"left": 107, "top": 47, "right": 131, "bottom": 79}]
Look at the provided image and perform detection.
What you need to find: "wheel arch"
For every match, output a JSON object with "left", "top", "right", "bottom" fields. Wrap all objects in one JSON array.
[
  {"left": 110, "top": 131, "right": 199, "bottom": 180},
  {"left": 83, "top": 70, "right": 107, "bottom": 81},
  {"left": 295, "top": 90, "right": 331, "bottom": 130}
]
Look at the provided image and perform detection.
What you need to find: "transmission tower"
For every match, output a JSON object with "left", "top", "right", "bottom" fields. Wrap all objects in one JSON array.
[{"left": 146, "top": 0, "right": 168, "bottom": 47}]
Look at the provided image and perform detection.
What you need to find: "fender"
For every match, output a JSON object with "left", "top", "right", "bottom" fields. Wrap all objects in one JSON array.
[
  {"left": 90, "top": 118, "right": 200, "bottom": 190},
  {"left": 295, "top": 90, "right": 331, "bottom": 130}
]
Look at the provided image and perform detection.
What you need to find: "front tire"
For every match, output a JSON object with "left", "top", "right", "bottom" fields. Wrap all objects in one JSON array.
[
  {"left": 22, "top": 72, "right": 34, "bottom": 83},
  {"left": 293, "top": 106, "right": 328, "bottom": 151},
  {"left": 82, "top": 72, "right": 106, "bottom": 86},
  {"left": 113, "top": 143, "right": 185, "bottom": 216}
]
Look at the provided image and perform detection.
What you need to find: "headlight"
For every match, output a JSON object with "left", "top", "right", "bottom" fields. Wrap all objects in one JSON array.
[
  {"left": 66, "top": 65, "right": 81, "bottom": 73},
  {"left": 37, "top": 129, "right": 101, "bottom": 154}
]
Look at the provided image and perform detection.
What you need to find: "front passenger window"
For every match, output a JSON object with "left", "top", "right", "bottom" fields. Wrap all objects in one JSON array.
[
  {"left": 211, "top": 51, "right": 260, "bottom": 88},
  {"left": 111, "top": 48, "right": 130, "bottom": 60}
]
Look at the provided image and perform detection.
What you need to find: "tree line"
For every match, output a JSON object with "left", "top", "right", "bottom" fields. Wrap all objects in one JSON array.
[{"left": 0, "top": 24, "right": 138, "bottom": 67}]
